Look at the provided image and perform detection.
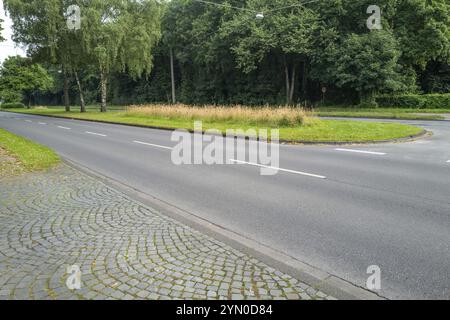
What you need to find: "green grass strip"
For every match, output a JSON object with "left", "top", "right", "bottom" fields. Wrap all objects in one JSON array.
[
  {"left": 3, "top": 108, "right": 424, "bottom": 143},
  {"left": 0, "top": 128, "right": 60, "bottom": 172}
]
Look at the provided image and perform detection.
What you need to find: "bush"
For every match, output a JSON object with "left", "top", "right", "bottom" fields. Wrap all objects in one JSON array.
[
  {"left": 376, "top": 94, "right": 450, "bottom": 109},
  {"left": 0, "top": 102, "right": 26, "bottom": 109}
]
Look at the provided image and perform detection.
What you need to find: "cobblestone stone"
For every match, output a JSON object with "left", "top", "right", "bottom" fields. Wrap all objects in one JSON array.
[{"left": 0, "top": 164, "right": 335, "bottom": 300}]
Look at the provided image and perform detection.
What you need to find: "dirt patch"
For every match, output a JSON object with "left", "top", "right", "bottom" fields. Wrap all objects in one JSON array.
[{"left": 0, "top": 148, "right": 25, "bottom": 178}]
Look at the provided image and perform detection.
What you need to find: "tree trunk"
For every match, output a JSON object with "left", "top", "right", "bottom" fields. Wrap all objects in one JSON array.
[
  {"left": 284, "top": 57, "right": 296, "bottom": 106},
  {"left": 63, "top": 68, "right": 71, "bottom": 112},
  {"left": 284, "top": 58, "right": 290, "bottom": 105},
  {"left": 289, "top": 64, "right": 296, "bottom": 105},
  {"left": 100, "top": 70, "right": 107, "bottom": 112},
  {"left": 301, "top": 61, "right": 308, "bottom": 100},
  {"left": 170, "top": 47, "right": 176, "bottom": 104},
  {"left": 74, "top": 71, "right": 86, "bottom": 113}
]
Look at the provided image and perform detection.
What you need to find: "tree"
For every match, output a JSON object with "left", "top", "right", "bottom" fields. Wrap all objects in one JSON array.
[
  {"left": 326, "top": 31, "right": 410, "bottom": 106},
  {"left": 80, "top": 0, "right": 163, "bottom": 112},
  {"left": 390, "top": 0, "right": 450, "bottom": 69},
  {"left": 0, "top": 56, "right": 53, "bottom": 106},
  {"left": 221, "top": 0, "right": 320, "bottom": 105},
  {"left": 4, "top": 0, "right": 85, "bottom": 112}
]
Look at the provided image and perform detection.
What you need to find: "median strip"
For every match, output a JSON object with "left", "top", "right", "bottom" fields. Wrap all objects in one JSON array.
[
  {"left": 230, "top": 159, "right": 327, "bottom": 179},
  {"left": 85, "top": 131, "right": 107, "bottom": 137},
  {"left": 133, "top": 140, "right": 173, "bottom": 150},
  {"left": 335, "top": 148, "right": 386, "bottom": 155}
]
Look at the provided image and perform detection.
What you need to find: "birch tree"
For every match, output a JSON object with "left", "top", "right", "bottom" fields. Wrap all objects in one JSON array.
[{"left": 80, "top": 0, "right": 162, "bottom": 112}]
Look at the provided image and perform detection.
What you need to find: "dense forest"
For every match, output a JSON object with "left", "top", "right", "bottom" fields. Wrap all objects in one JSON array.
[{"left": 2, "top": 0, "right": 450, "bottom": 109}]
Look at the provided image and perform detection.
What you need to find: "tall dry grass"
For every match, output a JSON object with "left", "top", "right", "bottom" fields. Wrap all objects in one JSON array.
[{"left": 126, "top": 104, "right": 316, "bottom": 127}]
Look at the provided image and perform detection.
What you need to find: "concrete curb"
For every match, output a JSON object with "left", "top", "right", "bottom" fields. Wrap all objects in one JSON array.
[
  {"left": 0, "top": 110, "right": 428, "bottom": 146},
  {"left": 62, "top": 157, "right": 386, "bottom": 301}
]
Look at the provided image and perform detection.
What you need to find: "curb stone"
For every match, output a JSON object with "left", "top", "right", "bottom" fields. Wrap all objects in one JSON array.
[{"left": 63, "top": 158, "right": 386, "bottom": 300}]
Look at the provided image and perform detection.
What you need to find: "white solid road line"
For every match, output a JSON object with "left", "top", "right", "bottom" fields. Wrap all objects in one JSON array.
[
  {"left": 57, "top": 126, "right": 71, "bottom": 130},
  {"left": 133, "top": 140, "right": 173, "bottom": 150},
  {"left": 230, "top": 159, "right": 327, "bottom": 179},
  {"left": 335, "top": 148, "right": 386, "bottom": 156},
  {"left": 85, "top": 131, "right": 107, "bottom": 137}
]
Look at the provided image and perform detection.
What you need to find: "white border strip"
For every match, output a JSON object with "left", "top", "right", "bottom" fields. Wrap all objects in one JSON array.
[
  {"left": 335, "top": 148, "right": 386, "bottom": 155},
  {"left": 230, "top": 159, "right": 326, "bottom": 179},
  {"left": 133, "top": 140, "right": 173, "bottom": 150},
  {"left": 85, "top": 131, "right": 107, "bottom": 137}
]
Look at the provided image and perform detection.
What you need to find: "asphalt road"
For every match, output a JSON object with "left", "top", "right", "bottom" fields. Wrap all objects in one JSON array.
[{"left": 1, "top": 111, "right": 449, "bottom": 300}]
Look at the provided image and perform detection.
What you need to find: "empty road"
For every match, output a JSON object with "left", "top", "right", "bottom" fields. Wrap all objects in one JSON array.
[{"left": 1, "top": 111, "right": 449, "bottom": 299}]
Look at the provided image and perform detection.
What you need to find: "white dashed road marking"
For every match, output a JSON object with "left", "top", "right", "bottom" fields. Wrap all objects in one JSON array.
[
  {"left": 57, "top": 126, "right": 71, "bottom": 130},
  {"left": 230, "top": 159, "right": 327, "bottom": 179},
  {"left": 85, "top": 131, "right": 107, "bottom": 137},
  {"left": 25, "top": 120, "right": 32, "bottom": 123},
  {"left": 335, "top": 148, "right": 386, "bottom": 156},
  {"left": 133, "top": 140, "right": 173, "bottom": 150},
  {"left": 38, "top": 122, "right": 47, "bottom": 125}
]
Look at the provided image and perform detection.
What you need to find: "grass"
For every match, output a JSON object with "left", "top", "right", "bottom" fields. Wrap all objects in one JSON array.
[
  {"left": 315, "top": 107, "right": 450, "bottom": 120},
  {"left": 0, "top": 128, "right": 60, "bottom": 175},
  {"left": 2, "top": 105, "right": 424, "bottom": 143},
  {"left": 127, "top": 104, "right": 316, "bottom": 127}
]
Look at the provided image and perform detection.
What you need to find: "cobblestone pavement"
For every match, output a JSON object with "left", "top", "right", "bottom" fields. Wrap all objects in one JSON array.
[{"left": 0, "top": 165, "right": 335, "bottom": 300}]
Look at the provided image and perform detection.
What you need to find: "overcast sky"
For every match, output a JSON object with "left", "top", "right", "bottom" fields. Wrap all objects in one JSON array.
[{"left": 0, "top": 0, "right": 26, "bottom": 64}]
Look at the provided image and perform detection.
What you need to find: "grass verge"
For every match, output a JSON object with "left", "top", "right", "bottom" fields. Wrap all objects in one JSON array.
[
  {"left": 2, "top": 106, "right": 424, "bottom": 143},
  {"left": 315, "top": 107, "right": 449, "bottom": 120},
  {"left": 0, "top": 128, "right": 60, "bottom": 175}
]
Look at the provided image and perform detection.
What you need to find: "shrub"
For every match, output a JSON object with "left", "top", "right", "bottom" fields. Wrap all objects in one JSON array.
[
  {"left": 376, "top": 94, "right": 450, "bottom": 109},
  {"left": 1, "top": 102, "right": 26, "bottom": 109}
]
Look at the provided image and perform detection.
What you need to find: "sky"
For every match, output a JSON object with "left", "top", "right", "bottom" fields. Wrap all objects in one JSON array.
[{"left": 0, "top": 0, "right": 26, "bottom": 64}]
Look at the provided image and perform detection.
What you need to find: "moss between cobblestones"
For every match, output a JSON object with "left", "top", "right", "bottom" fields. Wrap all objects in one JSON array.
[
  {"left": 0, "top": 164, "right": 335, "bottom": 300},
  {"left": 0, "top": 128, "right": 60, "bottom": 174}
]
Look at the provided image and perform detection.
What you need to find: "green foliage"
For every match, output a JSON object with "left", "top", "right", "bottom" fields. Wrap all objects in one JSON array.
[
  {"left": 0, "top": 89, "right": 23, "bottom": 104},
  {"left": 1, "top": 102, "right": 26, "bottom": 109},
  {"left": 81, "top": 0, "right": 161, "bottom": 77},
  {"left": 5, "top": 0, "right": 163, "bottom": 111},
  {"left": 0, "top": 56, "right": 53, "bottom": 105},
  {"left": 4, "top": 0, "right": 450, "bottom": 107},
  {"left": 76, "top": 0, "right": 163, "bottom": 111},
  {"left": 222, "top": 0, "right": 318, "bottom": 72},
  {"left": 391, "top": 0, "right": 450, "bottom": 68},
  {"left": 327, "top": 32, "right": 405, "bottom": 102},
  {"left": 376, "top": 94, "right": 450, "bottom": 109}
]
